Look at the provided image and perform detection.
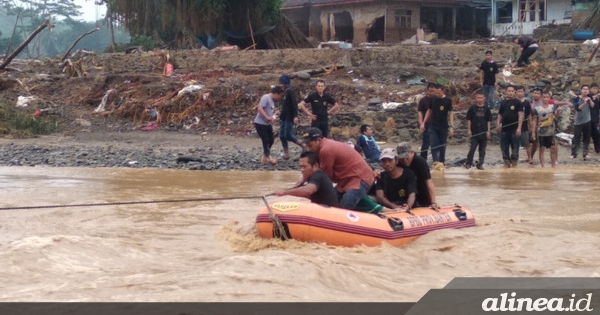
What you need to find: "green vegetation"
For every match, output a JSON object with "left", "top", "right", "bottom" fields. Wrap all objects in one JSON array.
[
  {"left": 109, "top": 0, "right": 283, "bottom": 49},
  {"left": 0, "top": 102, "right": 59, "bottom": 137}
]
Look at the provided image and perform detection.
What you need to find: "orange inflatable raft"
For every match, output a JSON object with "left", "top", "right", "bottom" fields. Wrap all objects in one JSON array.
[{"left": 256, "top": 202, "right": 475, "bottom": 247}]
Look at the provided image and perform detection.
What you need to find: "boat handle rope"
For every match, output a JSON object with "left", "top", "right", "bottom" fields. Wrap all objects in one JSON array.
[
  {"left": 261, "top": 195, "right": 289, "bottom": 240},
  {"left": 0, "top": 196, "right": 266, "bottom": 211}
]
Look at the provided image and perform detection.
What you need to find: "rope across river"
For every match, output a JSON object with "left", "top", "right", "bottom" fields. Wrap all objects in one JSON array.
[
  {"left": 0, "top": 195, "right": 267, "bottom": 211},
  {"left": 0, "top": 194, "right": 290, "bottom": 240}
]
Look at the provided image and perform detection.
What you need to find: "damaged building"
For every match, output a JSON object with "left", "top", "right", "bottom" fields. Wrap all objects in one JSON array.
[
  {"left": 281, "top": 0, "right": 492, "bottom": 43},
  {"left": 282, "top": 0, "right": 582, "bottom": 41}
]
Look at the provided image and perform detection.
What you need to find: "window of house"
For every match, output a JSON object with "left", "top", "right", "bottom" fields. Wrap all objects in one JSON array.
[
  {"left": 496, "top": 1, "right": 513, "bottom": 23},
  {"left": 394, "top": 9, "right": 412, "bottom": 28},
  {"left": 518, "top": 0, "right": 547, "bottom": 22}
]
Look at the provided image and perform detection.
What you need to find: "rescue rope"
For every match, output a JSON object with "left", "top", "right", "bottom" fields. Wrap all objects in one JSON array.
[
  {"left": 261, "top": 195, "right": 289, "bottom": 240},
  {"left": 0, "top": 196, "right": 264, "bottom": 211},
  {"left": 421, "top": 116, "right": 534, "bottom": 153}
]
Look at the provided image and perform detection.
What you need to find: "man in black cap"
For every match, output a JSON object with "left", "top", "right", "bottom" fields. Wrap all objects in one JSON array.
[{"left": 302, "top": 127, "right": 375, "bottom": 210}]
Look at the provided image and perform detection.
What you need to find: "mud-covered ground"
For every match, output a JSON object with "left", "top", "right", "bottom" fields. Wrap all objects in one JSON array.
[{"left": 1, "top": 40, "right": 599, "bottom": 170}]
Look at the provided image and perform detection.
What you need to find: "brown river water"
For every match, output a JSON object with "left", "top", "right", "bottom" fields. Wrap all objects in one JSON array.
[{"left": 1, "top": 166, "right": 600, "bottom": 302}]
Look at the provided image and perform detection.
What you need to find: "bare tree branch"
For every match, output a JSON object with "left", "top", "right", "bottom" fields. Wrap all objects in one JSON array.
[
  {"left": 0, "top": 19, "right": 51, "bottom": 71},
  {"left": 61, "top": 27, "right": 100, "bottom": 61}
]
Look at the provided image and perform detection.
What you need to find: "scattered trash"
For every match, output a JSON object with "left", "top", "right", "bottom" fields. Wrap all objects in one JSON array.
[
  {"left": 405, "top": 75, "right": 427, "bottom": 86},
  {"left": 141, "top": 123, "right": 158, "bottom": 131},
  {"left": 163, "top": 62, "right": 174, "bottom": 77},
  {"left": 582, "top": 38, "right": 599, "bottom": 46},
  {"left": 128, "top": 161, "right": 138, "bottom": 165},
  {"left": 16, "top": 96, "right": 35, "bottom": 107},
  {"left": 215, "top": 45, "right": 239, "bottom": 52},
  {"left": 555, "top": 132, "right": 573, "bottom": 145},
  {"left": 382, "top": 102, "right": 403, "bottom": 110},
  {"left": 94, "top": 89, "right": 115, "bottom": 113},
  {"left": 177, "top": 85, "right": 204, "bottom": 96},
  {"left": 145, "top": 106, "right": 158, "bottom": 121},
  {"left": 318, "top": 41, "right": 352, "bottom": 49},
  {"left": 75, "top": 118, "right": 91, "bottom": 127},
  {"left": 347, "top": 70, "right": 354, "bottom": 74}
]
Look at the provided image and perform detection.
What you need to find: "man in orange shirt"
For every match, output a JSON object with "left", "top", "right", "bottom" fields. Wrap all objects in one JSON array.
[{"left": 303, "top": 127, "right": 375, "bottom": 210}]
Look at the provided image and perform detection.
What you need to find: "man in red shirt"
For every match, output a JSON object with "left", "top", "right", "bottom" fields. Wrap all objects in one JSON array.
[{"left": 303, "top": 127, "right": 375, "bottom": 210}]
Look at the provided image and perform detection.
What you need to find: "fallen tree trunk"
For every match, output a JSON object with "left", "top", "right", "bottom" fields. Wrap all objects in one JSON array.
[
  {"left": 61, "top": 27, "right": 100, "bottom": 61},
  {"left": 0, "top": 19, "right": 51, "bottom": 71}
]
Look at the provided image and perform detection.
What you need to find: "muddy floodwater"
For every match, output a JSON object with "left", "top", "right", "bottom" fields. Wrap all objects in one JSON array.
[{"left": 1, "top": 166, "right": 600, "bottom": 302}]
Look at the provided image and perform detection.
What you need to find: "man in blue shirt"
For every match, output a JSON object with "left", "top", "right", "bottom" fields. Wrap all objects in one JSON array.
[{"left": 355, "top": 124, "right": 381, "bottom": 163}]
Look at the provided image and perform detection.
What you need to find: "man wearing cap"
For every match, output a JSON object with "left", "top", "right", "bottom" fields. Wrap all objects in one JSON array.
[
  {"left": 303, "top": 127, "right": 375, "bottom": 210},
  {"left": 278, "top": 74, "right": 304, "bottom": 159},
  {"left": 272, "top": 151, "right": 340, "bottom": 207},
  {"left": 396, "top": 142, "right": 437, "bottom": 208},
  {"left": 375, "top": 148, "right": 417, "bottom": 210}
]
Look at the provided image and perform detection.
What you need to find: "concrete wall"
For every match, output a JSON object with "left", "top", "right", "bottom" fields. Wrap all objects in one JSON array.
[
  {"left": 319, "top": 4, "right": 387, "bottom": 43},
  {"left": 385, "top": 3, "right": 421, "bottom": 42},
  {"left": 491, "top": 0, "right": 573, "bottom": 35}
]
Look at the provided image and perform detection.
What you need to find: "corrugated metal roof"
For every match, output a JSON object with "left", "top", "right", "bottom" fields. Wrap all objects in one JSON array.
[
  {"left": 282, "top": 0, "right": 489, "bottom": 9},
  {"left": 282, "top": 0, "right": 376, "bottom": 9}
]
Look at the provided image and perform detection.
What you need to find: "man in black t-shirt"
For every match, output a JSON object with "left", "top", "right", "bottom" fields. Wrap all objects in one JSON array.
[
  {"left": 496, "top": 85, "right": 524, "bottom": 168},
  {"left": 421, "top": 84, "right": 454, "bottom": 165},
  {"left": 395, "top": 142, "right": 437, "bottom": 208},
  {"left": 272, "top": 151, "right": 339, "bottom": 207},
  {"left": 479, "top": 50, "right": 499, "bottom": 109},
  {"left": 298, "top": 80, "right": 340, "bottom": 138},
  {"left": 417, "top": 83, "right": 436, "bottom": 160},
  {"left": 375, "top": 148, "right": 417, "bottom": 210},
  {"left": 516, "top": 86, "right": 533, "bottom": 164},
  {"left": 465, "top": 92, "right": 492, "bottom": 170}
]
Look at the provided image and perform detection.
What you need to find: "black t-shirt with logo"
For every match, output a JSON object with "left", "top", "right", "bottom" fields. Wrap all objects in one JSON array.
[
  {"left": 479, "top": 61, "right": 499, "bottom": 86},
  {"left": 303, "top": 92, "right": 337, "bottom": 122},
  {"left": 466, "top": 104, "right": 492, "bottom": 138},
  {"left": 429, "top": 96, "right": 453, "bottom": 129},
  {"left": 499, "top": 98, "right": 523, "bottom": 132},
  {"left": 375, "top": 169, "right": 417, "bottom": 205}
]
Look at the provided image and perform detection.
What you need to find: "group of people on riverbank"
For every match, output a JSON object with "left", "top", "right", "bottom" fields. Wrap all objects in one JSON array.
[{"left": 255, "top": 40, "right": 599, "bottom": 213}]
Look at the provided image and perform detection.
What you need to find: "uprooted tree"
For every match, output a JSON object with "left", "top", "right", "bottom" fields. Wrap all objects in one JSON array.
[{"left": 108, "top": 0, "right": 312, "bottom": 49}]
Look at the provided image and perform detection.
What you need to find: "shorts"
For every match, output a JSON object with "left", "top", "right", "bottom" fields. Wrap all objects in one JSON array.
[
  {"left": 538, "top": 135, "right": 555, "bottom": 149},
  {"left": 519, "top": 130, "right": 530, "bottom": 147}
]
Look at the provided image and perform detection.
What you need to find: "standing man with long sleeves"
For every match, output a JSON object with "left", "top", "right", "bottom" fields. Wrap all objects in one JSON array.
[{"left": 278, "top": 74, "right": 304, "bottom": 159}]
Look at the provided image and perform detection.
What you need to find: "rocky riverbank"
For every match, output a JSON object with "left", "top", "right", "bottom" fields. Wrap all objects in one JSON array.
[{"left": 1, "top": 129, "right": 598, "bottom": 171}]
